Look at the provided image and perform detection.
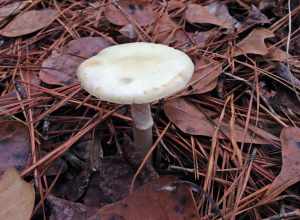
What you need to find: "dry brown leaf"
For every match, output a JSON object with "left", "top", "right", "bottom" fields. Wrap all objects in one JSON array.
[
  {"left": 0, "top": 1, "right": 27, "bottom": 22},
  {"left": 166, "top": 0, "right": 185, "bottom": 12},
  {"left": 233, "top": 28, "right": 274, "bottom": 56},
  {"left": 0, "top": 168, "right": 35, "bottom": 220},
  {"left": 0, "top": 121, "right": 30, "bottom": 174},
  {"left": 266, "top": 127, "right": 300, "bottom": 199},
  {"left": 0, "top": 0, "right": 16, "bottom": 4},
  {"left": 0, "top": 9, "right": 58, "bottom": 37},
  {"left": 267, "top": 46, "right": 300, "bottom": 67},
  {"left": 152, "top": 13, "right": 189, "bottom": 46},
  {"left": 245, "top": 5, "right": 270, "bottom": 25},
  {"left": 39, "top": 51, "right": 81, "bottom": 85},
  {"left": 119, "top": 24, "right": 137, "bottom": 39},
  {"left": 83, "top": 156, "right": 139, "bottom": 206},
  {"left": 268, "top": 46, "right": 290, "bottom": 61},
  {"left": 47, "top": 195, "right": 98, "bottom": 220},
  {"left": 104, "top": 0, "right": 155, "bottom": 27},
  {"left": 39, "top": 37, "right": 111, "bottom": 85},
  {"left": 164, "top": 98, "right": 278, "bottom": 144},
  {"left": 187, "top": 29, "right": 220, "bottom": 48},
  {"left": 96, "top": 176, "right": 200, "bottom": 220},
  {"left": 185, "top": 2, "right": 238, "bottom": 29},
  {"left": 258, "top": 0, "right": 276, "bottom": 10},
  {"left": 237, "top": 5, "right": 270, "bottom": 32},
  {"left": 153, "top": 14, "right": 178, "bottom": 42},
  {"left": 189, "top": 58, "right": 222, "bottom": 94}
]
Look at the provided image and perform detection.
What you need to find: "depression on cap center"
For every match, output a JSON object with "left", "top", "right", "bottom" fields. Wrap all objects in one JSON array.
[{"left": 77, "top": 42, "right": 194, "bottom": 104}]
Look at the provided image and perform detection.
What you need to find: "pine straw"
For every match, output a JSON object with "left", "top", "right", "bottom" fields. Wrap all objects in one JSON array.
[{"left": 1, "top": 0, "right": 300, "bottom": 219}]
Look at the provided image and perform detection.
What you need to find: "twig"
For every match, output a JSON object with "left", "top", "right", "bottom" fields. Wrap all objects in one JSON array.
[
  {"left": 262, "top": 209, "right": 300, "bottom": 220},
  {"left": 286, "top": 0, "right": 300, "bottom": 102}
]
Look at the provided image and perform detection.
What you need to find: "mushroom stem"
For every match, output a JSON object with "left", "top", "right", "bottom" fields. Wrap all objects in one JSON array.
[{"left": 131, "top": 104, "right": 153, "bottom": 153}]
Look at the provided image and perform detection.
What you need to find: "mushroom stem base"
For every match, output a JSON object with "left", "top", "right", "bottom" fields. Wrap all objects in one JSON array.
[{"left": 131, "top": 104, "right": 153, "bottom": 154}]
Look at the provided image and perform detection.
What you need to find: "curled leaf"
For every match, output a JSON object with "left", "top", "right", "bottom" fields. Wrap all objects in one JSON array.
[{"left": 0, "top": 9, "right": 58, "bottom": 37}]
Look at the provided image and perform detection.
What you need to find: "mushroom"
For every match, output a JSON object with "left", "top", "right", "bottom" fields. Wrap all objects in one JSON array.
[{"left": 77, "top": 42, "right": 194, "bottom": 155}]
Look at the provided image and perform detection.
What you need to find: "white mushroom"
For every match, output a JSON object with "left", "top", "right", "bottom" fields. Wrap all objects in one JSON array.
[{"left": 77, "top": 42, "right": 194, "bottom": 154}]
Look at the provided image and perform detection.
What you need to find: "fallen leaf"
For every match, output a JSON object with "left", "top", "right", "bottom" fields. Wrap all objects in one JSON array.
[
  {"left": 105, "top": 0, "right": 155, "bottom": 26},
  {"left": 238, "top": 5, "right": 270, "bottom": 32},
  {"left": 258, "top": 0, "right": 276, "bottom": 10},
  {"left": 244, "top": 5, "right": 270, "bottom": 25},
  {"left": 189, "top": 58, "right": 222, "bottom": 94},
  {"left": 82, "top": 134, "right": 158, "bottom": 208},
  {"left": 64, "top": 37, "right": 112, "bottom": 59},
  {"left": 164, "top": 98, "right": 278, "bottom": 144},
  {"left": 266, "top": 127, "right": 300, "bottom": 199},
  {"left": 119, "top": 24, "right": 137, "bottom": 39},
  {"left": 39, "top": 37, "right": 111, "bottom": 85},
  {"left": 39, "top": 51, "right": 82, "bottom": 85},
  {"left": 233, "top": 28, "right": 274, "bottom": 56},
  {"left": 185, "top": 2, "right": 238, "bottom": 29},
  {"left": 153, "top": 13, "right": 178, "bottom": 43},
  {"left": 0, "top": 120, "right": 30, "bottom": 174},
  {"left": 47, "top": 195, "right": 98, "bottom": 220},
  {"left": 152, "top": 13, "right": 189, "bottom": 46},
  {"left": 53, "top": 134, "right": 155, "bottom": 206},
  {"left": 0, "top": 0, "right": 16, "bottom": 4},
  {"left": 0, "top": 91, "right": 17, "bottom": 108},
  {"left": 96, "top": 176, "right": 200, "bottom": 220},
  {"left": 166, "top": 0, "right": 185, "bottom": 12},
  {"left": 0, "top": 1, "right": 27, "bottom": 22},
  {"left": 206, "top": 2, "right": 240, "bottom": 28},
  {"left": 0, "top": 9, "right": 58, "bottom": 37},
  {"left": 0, "top": 168, "right": 35, "bottom": 220},
  {"left": 267, "top": 46, "right": 300, "bottom": 68},
  {"left": 268, "top": 46, "right": 290, "bottom": 62},
  {"left": 83, "top": 156, "right": 138, "bottom": 207},
  {"left": 187, "top": 29, "right": 220, "bottom": 48},
  {"left": 258, "top": 64, "right": 300, "bottom": 115},
  {"left": 275, "top": 63, "right": 300, "bottom": 88}
]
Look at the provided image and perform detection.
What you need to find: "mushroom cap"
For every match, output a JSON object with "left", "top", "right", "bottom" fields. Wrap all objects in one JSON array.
[{"left": 77, "top": 42, "right": 194, "bottom": 104}]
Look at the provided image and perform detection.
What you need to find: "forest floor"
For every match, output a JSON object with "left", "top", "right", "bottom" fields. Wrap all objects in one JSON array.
[{"left": 1, "top": 0, "right": 300, "bottom": 219}]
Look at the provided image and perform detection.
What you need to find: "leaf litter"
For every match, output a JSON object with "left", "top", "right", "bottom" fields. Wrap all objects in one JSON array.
[
  {"left": 0, "top": 0, "right": 300, "bottom": 219},
  {"left": 104, "top": 0, "right": 156, "bottom": 27},
  {"left": 0, "top": 9, "right": 58, "bottom": 37},
  {"left": 0, "top": 1, "right": 27, "bottom": 23},
  {"left": 185, "top": 2, "right": 239, "bottom": 29},
  {"left": 39, "top": 37, "right": 112, "bottom": 85},
  {"left": 164, "top": 98, "right": 278, "bottom": 144},
  {"left": 96, "top": 176, "right": 200, "bottom": 220},
  {"left": 265, "top": 127, "right": 300, "bottom": 200},
  {"left": 0, "top": 168, "right": 35, "bottom": 220},
  {"left": 0, "top": 121, "right": 30, "bottom": 174},
  {"left": 233, "top": 28, "right": 275, "bottom": 56}
]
